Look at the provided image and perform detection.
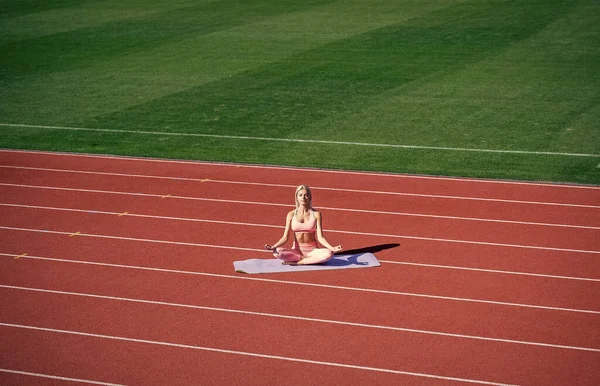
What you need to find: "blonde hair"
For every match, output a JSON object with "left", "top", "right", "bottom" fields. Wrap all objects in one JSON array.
[{"left": 294, "top": 185, "right": 313, "bottom": 211}]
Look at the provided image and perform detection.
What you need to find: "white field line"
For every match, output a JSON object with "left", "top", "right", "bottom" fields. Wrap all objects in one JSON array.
[
  {"left": 1, "top": 203, "right": 599, "bottom": 255},
  {"left": 2, "top": 252, "right": 599, "bottom": 315},
  {"left": 0, "top": 369, "right": 125, "bottom": 386},
  {"left": 2, "top": 122, "right": 599, "bottom": 159},
  {"left": 2, "top": 182, "right": 599, "bottom": 231},
  {"left": 1, "top": 207, "right": 597, "bottom": 283},
  {"left": 0, "top": 323, "right": 521, "bottom": 386},
  {"left": 2, "top": 165, "right": 599, "bottom": 209},
  {"left": 2, "top": 284, "right": 598, "bottom": 353},
  {"left": 2, "top": 148, "right": 599, "bottom": 191}
]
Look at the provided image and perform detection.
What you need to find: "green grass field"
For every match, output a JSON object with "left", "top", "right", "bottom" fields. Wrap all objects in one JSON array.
[{"left": 1, "top": 0, "right": 599, "bottom": 184}]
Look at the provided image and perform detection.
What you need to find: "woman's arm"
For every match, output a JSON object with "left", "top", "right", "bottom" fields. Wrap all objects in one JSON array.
[
  {"left": 265, "top": 210, "right": 294, "bottom": 250},
  {"left": 314, "top": 211, "right": 342, "bottom": 252}
]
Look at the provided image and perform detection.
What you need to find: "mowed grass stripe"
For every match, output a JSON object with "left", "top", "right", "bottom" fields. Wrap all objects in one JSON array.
[
  {"left": 0, "top": 0, "right": 100, "bottom": 19},
  {"left": 0, "top": 0, "right": 334, "bottom": 77},
  {"left": 0, "top": 1, "right": 202, "bottom": 43}
]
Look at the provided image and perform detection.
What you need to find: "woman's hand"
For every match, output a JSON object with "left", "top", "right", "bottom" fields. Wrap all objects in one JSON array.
[{"left": 264, "top": 244, "right": 275, "bottom": 251}]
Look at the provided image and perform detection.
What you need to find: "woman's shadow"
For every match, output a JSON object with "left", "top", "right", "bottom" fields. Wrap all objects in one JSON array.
[{"left": 326, "top": 243, "right": 400, "bottom": 267}]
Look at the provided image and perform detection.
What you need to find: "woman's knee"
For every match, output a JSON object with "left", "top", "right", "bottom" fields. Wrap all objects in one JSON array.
[
  {"left": 316, "top": 248, "right": 333, "bottom": 259},
  {"left": 301, "top": 248, "right": 333, "bottom": 264},
  {"left": 321, "top": 249, "right": 334, "bottom": 262},
  {"left": 274, "top": 248, "right": 302, "bottom": 262}
]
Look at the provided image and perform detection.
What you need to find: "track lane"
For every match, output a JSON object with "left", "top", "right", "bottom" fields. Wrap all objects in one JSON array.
[
  {"left": 1, "top": 181, "right": 598, "bottom": 256},
  {"left": 2, "top": 287, "right": 599, "bottom": 385},
  {"left": 1, "top": 183, "right": 598, "bottom": 250},
  {"left": 1, "top": 167, "right": 598, "bottom": 229},
  {"left": 0, "top": 325, "right": 430, "bottom": 386},
  {"left": 1, "top": 241, "right": 598, "bottom": 351}
]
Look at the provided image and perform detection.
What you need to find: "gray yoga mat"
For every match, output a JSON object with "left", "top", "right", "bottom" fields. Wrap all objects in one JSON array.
[{"left": 234, "top": 252, "right": 380, "bottom": 274}]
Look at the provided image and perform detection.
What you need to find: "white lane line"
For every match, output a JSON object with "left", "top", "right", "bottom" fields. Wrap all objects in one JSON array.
[
  {"left": 0, "top": 369, "right": 125, "bottom": 386},
  {"left": 1, "top": 204, "right": 598, "bottom": 254},
  {"left": 2, "top": 165, "right": 599, "bottom": 209},
  {"left": 0, "top": 226, "right": 264, "bottom": 253},
  {"left": 337, "top": 206, "right": 599, "bottom": 229},
  {"left": 2, "top": 122, "right": 598, "bottom": 159},
  {"left": 378, "top": 260, "right": 600, "bottom": 283},
  {"left": 2, "top": 284, "right": 598, "bottom": 353},
  {"left": 0, "top": 203, "right": 281, "bottom": 229},
  {"left": 0, "top": 322, "right": 520, "bottom": 386},
  {"left": 3, "top": 202, "right": 600, "bottom": 254},
  {"left": 2, "top": 252, "right": 599, "bottom": 315},
  {"left": 338, "top": 228, "right": 600, "bottom": 254},
  {"left": 0, "top": 201, "right": 600, "bottom": 254},
  {"left": 1, "top": 148, "right": 599, "bottom": 190},
  {"left": 2, "top": 182, "right": 599, "bottom": 232}
]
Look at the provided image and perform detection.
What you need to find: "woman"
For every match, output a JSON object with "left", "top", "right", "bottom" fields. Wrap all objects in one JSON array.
[{"left": 265, "top": 185, "right": 342, "bottom": 265}]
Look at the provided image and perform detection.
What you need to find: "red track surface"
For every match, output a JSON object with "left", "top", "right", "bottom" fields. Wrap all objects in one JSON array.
[{"left": 0, "top": 149, "right": 599, "bottom": 385}]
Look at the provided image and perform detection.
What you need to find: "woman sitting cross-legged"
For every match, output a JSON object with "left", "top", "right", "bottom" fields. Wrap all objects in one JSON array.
[{"left": 265, "top": 185, "right": 342, "bottom": 265}]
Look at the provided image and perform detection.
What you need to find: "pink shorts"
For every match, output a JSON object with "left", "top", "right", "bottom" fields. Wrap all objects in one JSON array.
[
  {"left": 273, "top": 242, "right": 333, "bottom": 265},
  {"left": 298, "top": 242, "right": 318, "bottom": 255}
]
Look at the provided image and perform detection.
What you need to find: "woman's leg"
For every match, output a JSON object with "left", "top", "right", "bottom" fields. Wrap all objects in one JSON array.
[
  {"left": 297, "top": 248, "right": 333, "bottom": 265},
  {"left": 273, "top": 247, "right": 303, "bottom": 262}
]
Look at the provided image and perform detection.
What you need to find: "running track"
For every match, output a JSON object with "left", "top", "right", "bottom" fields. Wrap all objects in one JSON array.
[{"left": 0, "top": 149, "right": 598, "bottom": 386}]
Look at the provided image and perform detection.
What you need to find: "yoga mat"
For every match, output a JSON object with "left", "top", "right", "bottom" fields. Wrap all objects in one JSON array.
[{"left": 234, "top": 253, "right": 380, "bottom": 274}]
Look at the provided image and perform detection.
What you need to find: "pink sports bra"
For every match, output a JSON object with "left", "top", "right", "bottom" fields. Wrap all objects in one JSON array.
[{"left": 291, "top": 210, "right": 316, "bottom": 233}]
